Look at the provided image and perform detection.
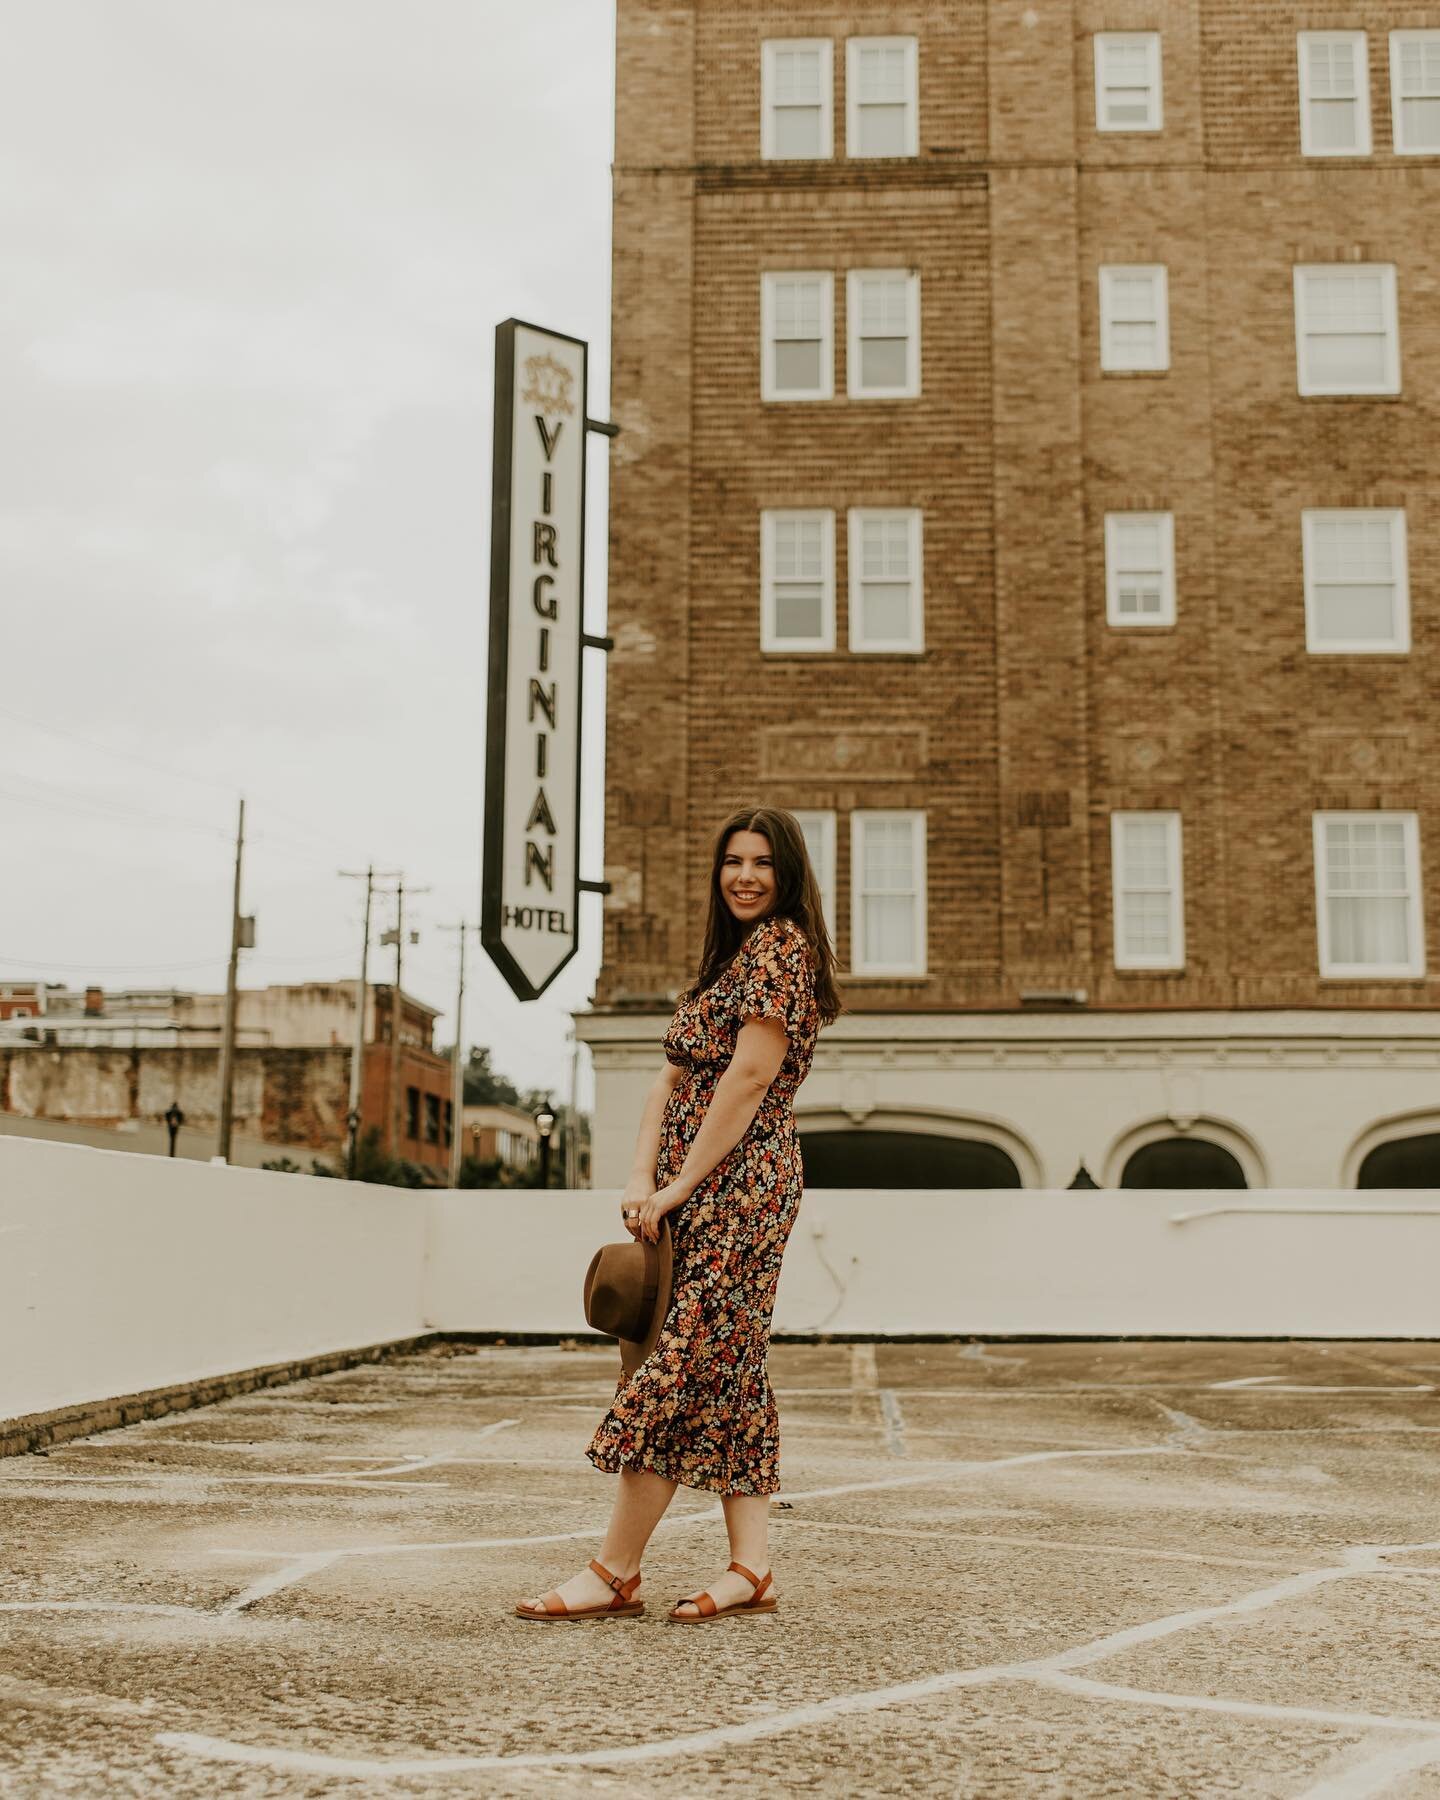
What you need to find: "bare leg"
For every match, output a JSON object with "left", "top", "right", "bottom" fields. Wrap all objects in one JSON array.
[
  {"left": 522, "top": 1467, "right": 678, "bottom": 1613},
  {"left": 671, "top": 1492, "right": 776, "bottom": 1616}
]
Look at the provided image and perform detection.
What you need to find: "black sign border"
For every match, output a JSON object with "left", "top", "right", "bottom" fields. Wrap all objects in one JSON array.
[{"left": 482, "top": 318, "right": 589, "bottom": 1003}]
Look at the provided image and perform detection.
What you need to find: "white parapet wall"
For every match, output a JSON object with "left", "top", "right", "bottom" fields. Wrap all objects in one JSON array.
[
  {"left": 0, "top": 1135, "right": 430, "bottom": 1423},
  {"left": 4, "top": 1135, "right": 1438, "bottom": 1429}
]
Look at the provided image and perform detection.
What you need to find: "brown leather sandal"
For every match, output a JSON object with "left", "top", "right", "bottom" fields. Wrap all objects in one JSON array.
[
  {"left": 667, "top": 1560, "right": 778, "bottom": 1623},
  {"left": 514, "top": 1558, "right": 644, "bottom": 1622}
]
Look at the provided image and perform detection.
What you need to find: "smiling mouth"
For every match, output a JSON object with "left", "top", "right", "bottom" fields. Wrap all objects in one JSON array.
[{"left": 733, "top": 892, "right": 762, "bottom": 902}]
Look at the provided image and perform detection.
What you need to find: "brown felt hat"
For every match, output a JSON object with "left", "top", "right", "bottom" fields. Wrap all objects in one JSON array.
[{"left": 583, "top": 1217, "right": 674, "bottom": 1378}]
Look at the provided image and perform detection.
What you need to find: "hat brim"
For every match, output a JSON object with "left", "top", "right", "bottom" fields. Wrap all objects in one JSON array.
[{"left": 619, "top": 1217, "right": 673, "bottom": 1379}]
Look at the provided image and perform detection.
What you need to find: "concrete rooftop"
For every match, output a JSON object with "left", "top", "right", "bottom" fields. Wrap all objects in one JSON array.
[{"left": 3, "top": 1339, "right": 1439, "bottom": 1796}]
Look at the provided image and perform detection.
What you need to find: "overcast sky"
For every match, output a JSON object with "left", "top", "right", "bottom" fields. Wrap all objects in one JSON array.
[{"left": 1, "top": 0, "right": 616, "bottom": 1108}]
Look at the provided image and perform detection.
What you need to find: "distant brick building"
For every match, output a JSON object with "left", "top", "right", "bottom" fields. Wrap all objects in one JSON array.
[
  {"left": 577, "top": 0, "right": 1440, "bottom": 1191},
  {"left": 0, "top": 981, "right": 453, "bottom": 1175}
]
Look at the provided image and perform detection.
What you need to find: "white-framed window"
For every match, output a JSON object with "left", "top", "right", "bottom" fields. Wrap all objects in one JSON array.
[
  {"left": 1111, "top": 812, "right": 1185, "bottom": 970},
  {"left": 1390, "top": 32, "right": 1440, "bottom": 153},
  {"left": 847, "top": 509, "right": 923, "bottom": 652},
  {"left": 1104, "top": 512, "right": 1176, "bottom": 627},
  {"left": 1293, "top": 265, "right": 1400, "bottom": 396},
  {"left": 1314, "top": 812, "right": 1425, "bottom": 978},
  {"left": 1298, "top": 32, "right": 1371, "bottom": 155},
  {"left": 846, "top": 36, "right": 918, "bottom": 158},
  {"left": 760, "top": 510, "right": 836, "bottom": 652},
  {"left": 1302, "top": 510, "right": 1410, "bottom": 654},
  {"left": 793, "top": 810, "right": 837, "bottom": 937},
  {"left": 1094, "top": 33, "right": 1163, "bottom": 131},
  {"left": 1099, "top": 265, "right": 1170, "bottom": 371},
  {"left": 761, "top": 272, "right": 834, "bottom": 401},
  {"left": 851, "top": 810, "right": 926, "bottom": 975},
  {"left": 761, "top": 39, "right": 833, "bottom": 160},
  {"left": 846, "top": 269, "right": 920, "bottom": 398}
]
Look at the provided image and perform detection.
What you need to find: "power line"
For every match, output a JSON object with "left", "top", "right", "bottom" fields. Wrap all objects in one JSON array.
[{"left": 0, "top": 703, "right": 392, "bottom": 865}]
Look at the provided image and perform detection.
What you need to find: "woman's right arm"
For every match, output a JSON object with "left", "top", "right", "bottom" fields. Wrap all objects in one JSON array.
[{"left": 620, "top": 1061, "right": 686, "bottom": 1236}]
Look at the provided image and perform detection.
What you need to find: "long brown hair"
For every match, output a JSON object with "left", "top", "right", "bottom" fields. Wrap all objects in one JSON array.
[{"left": 685, "top": 806, "right": 842, "bottom": 1027}]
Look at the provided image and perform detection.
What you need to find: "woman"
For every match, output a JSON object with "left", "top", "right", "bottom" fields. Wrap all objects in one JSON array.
[{"left": 516, "top": 805, "right": 840, "bottom": 1623}]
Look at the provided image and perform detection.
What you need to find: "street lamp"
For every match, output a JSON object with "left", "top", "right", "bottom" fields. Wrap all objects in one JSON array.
[
  {"left": 164, "top": 1102, "right": 184, "bottom": 1158},
  {"left": 534, "top": 1104, "right": 556, "bottom": 1187}
]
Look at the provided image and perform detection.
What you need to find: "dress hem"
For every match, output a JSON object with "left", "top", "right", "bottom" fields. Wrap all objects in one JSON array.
[{"left": 585, "top": 1444, "right": 780, "bottom": 1499}]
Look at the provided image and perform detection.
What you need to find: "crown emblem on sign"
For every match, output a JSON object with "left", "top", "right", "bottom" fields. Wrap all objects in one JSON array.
[{"left": 520, "top": 353, "right": 575, "bottom": 417}]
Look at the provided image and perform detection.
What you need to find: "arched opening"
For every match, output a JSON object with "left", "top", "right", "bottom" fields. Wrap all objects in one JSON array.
[
  {"left": 1357, "top": 1133, "right": 1440, "bottom": 1188},
  {"left": 799, "top": 1129, "right": 1022, "bottom": 1189},
  {"left": 1120, "top": 1138, "right": 1248, "bottom": 1189}
]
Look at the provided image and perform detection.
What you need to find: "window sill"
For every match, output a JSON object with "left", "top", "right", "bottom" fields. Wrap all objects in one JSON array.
[
  {"left": 1106, "top": 620, "right": 1178, "bottom": 632},
  {"left": 838, "top": 971, "right": 930, "bottom": 984},
  {"left": 1112, "top": 965, "right": 1187, "bottom": 977},
  {"left": 761, "top": 649, "right": 930, "bottom": 662},
  {"left": 1305, "top": 646, "right": 1411, "bottom": 657},
  {"left": 1099, "top": 368, "right": 1171, "bottom": 379},
  {"left": 1318, "top": 972, "right": 1427, "bottom": 984},
  {"left": 1296, "top": 391, "right": 1403, "bottom": 403}
]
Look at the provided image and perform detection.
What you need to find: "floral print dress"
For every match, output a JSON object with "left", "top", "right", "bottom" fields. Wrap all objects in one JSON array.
[{"left": 587, "top": 913, "right": 821, "bottom": 1496}]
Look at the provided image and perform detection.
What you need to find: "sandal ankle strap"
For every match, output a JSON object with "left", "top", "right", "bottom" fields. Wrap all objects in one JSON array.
[
  {"left": 727, "top": 1560, "right": 771, "bottom": 1596},
  {"left": 589, "top": 1557, "right": 641, "bottom": 1600}
]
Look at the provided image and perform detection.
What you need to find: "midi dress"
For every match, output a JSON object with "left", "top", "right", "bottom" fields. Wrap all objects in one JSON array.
[{"left": 587, "top": 913, "right": 821, "bottom": 1496}]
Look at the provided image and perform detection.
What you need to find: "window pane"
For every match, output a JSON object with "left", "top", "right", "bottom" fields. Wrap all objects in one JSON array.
[
  {"left": 856, "top": 46, "right": 908, "bottom": 101},
  {"left": 1117, "top": 578, "right": 1162, "bottom": 616},
  {"left": 861, "top": 582, "right": 911, "bottom": 640},
  {"left": 1113, "top": 517, "right": 1162, "bottom": 569},
  {"left": 861, "top": 516, "right": 910, "bottom": 578},
  {"left": 857, "top": 103, "right": 908, "bottom": 155},
  {"left": 1105, "top": 95, "right": 1154, "bottom": 126},
  {"left": 864, "top": 893, "right": 914, "bottom": 966},
  {"left": 1402, "top": 95, "right": 1440, "bottom": 146},
  {"left": 1329, "top": 895, "right": 1409, "bottom": 965},
  {"left": 773, "top": 515, "right": 824, "bottom": 579},
  {"left": 1311, "top": 515, "right": 1393, "bottom": 579},
  {"left": 774, "top": 338, "right": 821, "bottom": 390},
  {"left": 774, "top": 583, "right": 824, "bottom": 640},
  {"left": 1307, "top": 333, "right": 1386, "bottom": 386},
  {"left": 858, "top": 277, "right": 908, "bottom": 335},
  {"left": 1313, "top": 584, "right": 1395, "bottom": 642},
  {"left": 1307, "top": 37, "right": 1358, "bottom": 97},
  {"left": 1123, "top": 890, "right": 1172, "bottom": 957},
  {"left": 1306, "top": 272, "right": 1385, "bottom": 331},
  {"left": 774, "top": 106, "right": 823, "bottom": 157},
  {"left": 863, "top": 820, "right": 914, "bottom": 890},
  {"left": 774, "top": 279, "right": 822, "bottom": 337},
  {"left": 1308, "top": 99, "right": 1360, "bottom": 149},
  {"left": 773, "top": 48, "right": 822, "bottom": 105},
  {"left": 860, "top": 336, "right": 907, "bottom": 388}
]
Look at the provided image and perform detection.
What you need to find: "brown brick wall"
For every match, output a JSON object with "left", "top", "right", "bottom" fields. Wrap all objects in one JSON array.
[{"left": 601, "top": 0, "right": 1440, "bottom": 1013}]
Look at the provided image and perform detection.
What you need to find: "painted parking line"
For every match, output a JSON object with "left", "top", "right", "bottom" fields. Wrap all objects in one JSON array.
[
  {"left": 155, "top": 1534, "right": 1440, "bottom": 1780},
  {"left": 1209, "top": 1377, "right": 1434, "bottom": 1393}
]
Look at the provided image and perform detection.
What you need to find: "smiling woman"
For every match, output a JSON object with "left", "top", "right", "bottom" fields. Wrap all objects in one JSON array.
[{"left": 514, "top": 806, "right": 841, "bottom": 1625}]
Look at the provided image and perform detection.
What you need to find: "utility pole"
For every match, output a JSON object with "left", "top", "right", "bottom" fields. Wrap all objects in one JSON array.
[
  {"left": 338, "top": 866, "right": 399, "bottom": 1178},
  {"left": 389, "top": 879, "right": 406, "bottom": 1161},
  {"left": 216, "top": 797, "right": 254, "bottom": 1163},
  {"left": 379, "top": 879, "right": 429, "bottom": 1162},
  {"left": 438, "top": 921, "right": 477, "bottom": 1188},
  {"left": 565, "top": 1030, "right": 581, "bottom": 1189}
]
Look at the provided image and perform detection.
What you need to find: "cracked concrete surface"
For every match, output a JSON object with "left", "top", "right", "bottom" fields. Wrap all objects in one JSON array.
[{"left": 1, "top": 1338, "right": 1438, "bottom": 1796}]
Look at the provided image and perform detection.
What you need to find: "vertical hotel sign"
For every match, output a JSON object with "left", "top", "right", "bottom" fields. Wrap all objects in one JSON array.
[{"left": 483, "top": 320, "right": 588, "bottom": 999}]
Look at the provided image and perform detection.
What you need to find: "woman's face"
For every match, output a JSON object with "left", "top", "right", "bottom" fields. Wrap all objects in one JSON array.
[{"left": 719, "top": 829, "right": 777, "bottom": 925}]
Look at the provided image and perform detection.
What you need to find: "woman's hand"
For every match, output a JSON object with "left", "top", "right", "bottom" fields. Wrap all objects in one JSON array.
[
  {"left": 636, "top": 1179, "right": 692, "bottom": 1244},
  {"left": 618, "top": 1175, "right": 653, "bottom": 1240}
]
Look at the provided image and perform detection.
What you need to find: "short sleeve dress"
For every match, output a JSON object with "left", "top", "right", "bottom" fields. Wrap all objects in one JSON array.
[{"left": 586, "top": 913, "right": 822, "bottom": 1496}]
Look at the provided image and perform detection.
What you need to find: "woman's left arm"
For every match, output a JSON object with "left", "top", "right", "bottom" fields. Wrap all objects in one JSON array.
[{"left": 634, "top": 1018, "right": 787, "bottom": 1243}]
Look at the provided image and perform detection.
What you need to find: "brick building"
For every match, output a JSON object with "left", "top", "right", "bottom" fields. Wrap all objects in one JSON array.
[
  {"left": 576, "top": 0, "right": 1440, "bottom": 1191},
  {"left": 0, "top": 981, "right": 454, "bottom": 1175}
]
